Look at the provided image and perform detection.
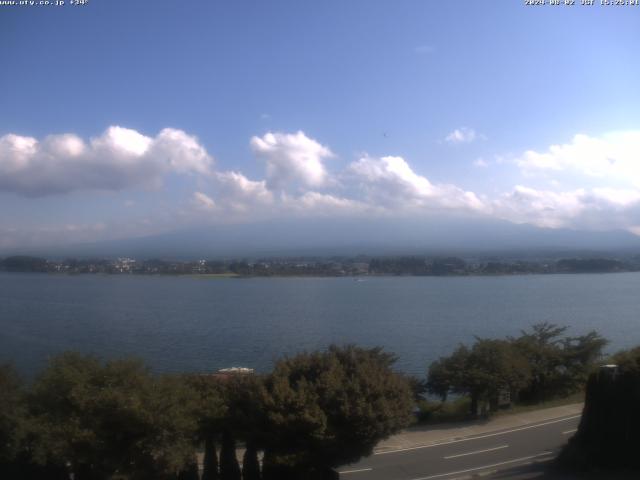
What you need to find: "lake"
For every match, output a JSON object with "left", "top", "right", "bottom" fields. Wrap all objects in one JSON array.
[{"left": 1, "top": 272, "right": 639, "bottom": 378}]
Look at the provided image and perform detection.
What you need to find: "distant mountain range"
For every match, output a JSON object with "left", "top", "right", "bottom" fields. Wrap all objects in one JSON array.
[{"left": 6, "top": 216, "right": 640, "bottom": 260}]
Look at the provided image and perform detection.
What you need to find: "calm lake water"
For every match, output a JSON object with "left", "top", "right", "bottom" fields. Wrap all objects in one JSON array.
[{"left": 1, "top": 272, "right": 639, "bottom": 378}]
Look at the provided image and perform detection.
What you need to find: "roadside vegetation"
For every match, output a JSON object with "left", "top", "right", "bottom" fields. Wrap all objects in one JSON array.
[
  {"left": 0, "top": 346, "right": 413, "bottom": 480},
  {"left": 422, "top": 323, "right": 606, "bottom": 419},
  {"left": 0, "top": 324, "right": 629, "bottom": 479}
]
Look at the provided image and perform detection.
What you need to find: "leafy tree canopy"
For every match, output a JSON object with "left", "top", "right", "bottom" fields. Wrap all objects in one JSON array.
[
  {"left": 262, "top": 345, "right": 414, "bottom": 469},
  {"left": 28, "top": 352, "right": 199, "bottom": 479}
]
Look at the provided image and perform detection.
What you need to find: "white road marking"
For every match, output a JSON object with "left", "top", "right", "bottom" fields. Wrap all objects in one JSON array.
[
  {"left": 409, "top": 451, "right": 554, "bottom": 480},
  {"left": 375, "top": 414, "right": 581, "bottom": 455},
  {"left": 562, "top": 428, "right": 577, "bottom": 435},
  {"left": 443, "top": 444, "right": 508, "bottom": 459},
  {"left": 338, "top": 467, "right": 373, "bottom": 474}
]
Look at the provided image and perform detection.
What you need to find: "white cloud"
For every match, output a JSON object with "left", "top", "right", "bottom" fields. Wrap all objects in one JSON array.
[
  {"left": 348, "top": 155, "right": 485, "bottom": 212},
  {"left": 445, "top": 127, "right": 483, "bottom": 144},
  {"left": 250, "top": 131, "right": 332, "bottom": 190},
  {"left": 192, "top": 191, "right": 216, "bottom": 211},
  {"left": 515, "top": 131, "right": 640, "bottom": 185},
  {"left": 282, "top": 191, "right": 368, "bottom": 216},
  {"left": 493, "top": 185, "right": 640, "bottom": 230},
  {"left": 0, "top": 126, "right": 212, "bottom": 196},
  {"left": 150, "top": 128, "right": 212, "bottom": 175},
  {"left": 11, "top": 125, "right": 640, "bottom": 249},
  {"left": 493, "top": 186, "right": 586, "bottom": 228},
  {"left": 214, "top": 171, "right": 274, "bottom": 211}
]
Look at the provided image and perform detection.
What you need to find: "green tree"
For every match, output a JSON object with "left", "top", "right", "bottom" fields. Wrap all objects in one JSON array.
[
  {"left": 426, "top": 345, "right": 470, "bottom": 402},
  {"left": 611, "top": 345, "right": 640, "bottom": 372},
  {"left": 0, "top": 364, "right": 26, "bottom": 465},
  {"left": 561, "top": 331, "right": 607, "bottom": 391},
  {"left": 0, "top": 363, "right": 39, "bottom": 479},
  {"left": 406, "top": 375, "right": 428, "bottom": 402},
  {"left": 241, "top": 441, "right": 261, "bottom": 480},
  {"left": 219, "top": 430, "right": 241, "bottom": 480},
  {"left": 201, "top": 436, "right": 219, "bottom": 480},
  {"left": 428, "top": 339, "right": 531, "bottom": 415},
  {"left": 217, "top": 374, "right": 267, "bottom": 479},
  {"left": 512, "top": 324, "right": 606, "bottom": 402},
  {"left": 511, "top": 323, "right": 569, "bottom": 402},
  {"left": 28, "top": 352, "right": 199, "bottom": 480},
  {"left": 261, "top": 345, "right": 413, "bottom": 476},
  {"left": 187, "top": 375, "right": 227, "bottom": 480}
]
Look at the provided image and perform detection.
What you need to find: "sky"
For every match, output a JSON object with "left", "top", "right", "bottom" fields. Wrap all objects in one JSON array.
[{"left": 1, "top": 0, "right": 640, "bottom": 252}]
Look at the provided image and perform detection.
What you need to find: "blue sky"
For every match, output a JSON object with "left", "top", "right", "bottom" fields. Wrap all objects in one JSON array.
[{"left": 1, "top": 1, "right": 640, "bottom": 250}]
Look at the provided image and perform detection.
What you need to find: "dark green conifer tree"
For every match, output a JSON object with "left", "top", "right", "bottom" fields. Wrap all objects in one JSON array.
[
  {"left": 202, "top": 435, "right": 219, "bottom": 480},
  {"left": 241, "top": 440, "right": 260, "bottom": 480},
  {"left": 219, "top": 430, "right": 241, "bottom": 480}
]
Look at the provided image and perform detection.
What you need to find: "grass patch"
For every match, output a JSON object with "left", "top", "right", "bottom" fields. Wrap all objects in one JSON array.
[
  {"left": 413, "top": 391, "right": 584, "bottom": 426},
  {"left": 414, "top": 397, "right": 471, "bottom": 425},
  {"left": 493, "top": 391, "right": 585, "bottom": 418}
]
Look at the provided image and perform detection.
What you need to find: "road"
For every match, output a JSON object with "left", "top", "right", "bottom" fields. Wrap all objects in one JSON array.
[{"left": 338, "top": 414, "right": 581, "bottom": 480}]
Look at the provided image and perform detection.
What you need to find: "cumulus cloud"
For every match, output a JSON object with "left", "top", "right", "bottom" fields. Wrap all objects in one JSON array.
[
  {"left": 348, "top": 155, "right": 485, "bottom": 212},
  {"left": 0, "top": 126, "right": 212, "bottom": 196},
  {"left": 445, "top": 127, "right": 483, "bottom": 144},
  {"left": 214, "top": 171, "right": 274, "bottom": 211},
  {"left": 10, "top": 124, "right": 640, "bottom": 249},
  {"left": 150, "top": 128, "right": 212, "bottom": 175},
  {"left": 493, "top": 186, "right": 640, "bottom": 230},
  {"left": 515, "top": 131, "right": 640, "bottom": 185},
  {"left": 250, "top": 131, "right": 332, "bottom": 190}
]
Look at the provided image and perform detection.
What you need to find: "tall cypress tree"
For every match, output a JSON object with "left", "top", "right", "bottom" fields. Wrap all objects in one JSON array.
[
  {"left": 241, "top": 440, "right": 260, "bottom": 480},
  {"left": 202, "top": 435, "right": 219, "bottom": 480},
  {"left": 219, "top": 430, "right": 241, "bottom": 480}
]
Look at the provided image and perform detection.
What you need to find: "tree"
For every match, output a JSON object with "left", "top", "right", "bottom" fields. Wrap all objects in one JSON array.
[
  {"left": 611, "top": 345, "right": 640, "bottom": 373},
  {"left": 511, "top": 323, "right": 607, "bottom": 402},
  {"left": 261, "top": 345, "right": 414, "bottom": 475},
  {"left": 406, "top": 375, "right": 428, "bottom": 402},
  {"left": 187, "top": 375, "right": 227, "bottom": 480},
  {"left": 561, "top": 331, "right": 607, "bottom": 391},
  {"left": 217, "top": 374, "right": 267, "bottom": 479},
  {"left": 427, "top": 339, "right": 531, "bottom": 415},
  {"left": 219, "top": 430, "right": 241, "bottom": 480},
  {"left": 426, "top": 345, "right": 470, "bottom": 402},
  {"left": 0, "top": 364, "right": 25, "bottom": 464},
  {"left": 0, "top": 363, "right": 33, "bottom": 479},
  {"left": 510, "top": 323, "right": 569, "bottom": 402},
  {"left": 28, "top": 352, "right": 199, "bottom": 480},
  {"left": 241, "top": 441, "right": 261, "bottom": 480},
  {"left": 201, "top": 435, "right": 219, "bottom": 480}
]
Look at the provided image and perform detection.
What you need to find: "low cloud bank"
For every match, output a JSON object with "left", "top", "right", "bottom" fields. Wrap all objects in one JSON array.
[{"left": 3, "top": 126, "right": 640, "bottom": 247}]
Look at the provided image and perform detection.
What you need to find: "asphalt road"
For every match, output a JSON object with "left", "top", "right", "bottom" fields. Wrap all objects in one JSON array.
[{"left": 337, "top": 414, "right": 581, "bottom": 480}]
